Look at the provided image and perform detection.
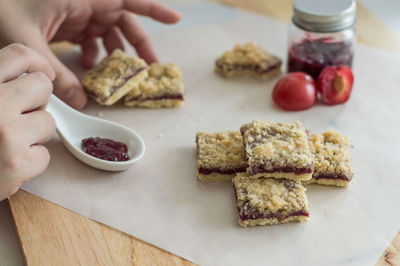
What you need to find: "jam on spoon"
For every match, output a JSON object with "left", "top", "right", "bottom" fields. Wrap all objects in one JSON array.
[{"left": 81, "top": 137, "right": 130, "bottom": 162}]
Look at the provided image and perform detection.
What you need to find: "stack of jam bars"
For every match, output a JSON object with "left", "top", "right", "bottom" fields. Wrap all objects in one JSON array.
[
  {"left": 82, "top": 49, "right": 184, "bottom": 108},
  {"left": 196, "top": 120, "right": 353, "bottom": 227}
]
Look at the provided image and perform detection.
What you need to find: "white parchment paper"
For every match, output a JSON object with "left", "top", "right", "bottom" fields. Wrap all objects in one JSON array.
[{"left": 22, "top": 1, "right": 400, "bottom": 265}]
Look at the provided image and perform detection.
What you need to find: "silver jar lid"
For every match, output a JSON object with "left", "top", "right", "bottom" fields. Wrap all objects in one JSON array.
[{"left": 293, "top": 0, "right": 356, "bottom": 32}]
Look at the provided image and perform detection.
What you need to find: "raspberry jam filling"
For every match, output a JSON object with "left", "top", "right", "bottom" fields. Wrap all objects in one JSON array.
[
  {"left": 248, "top": 165, "right": 314, "bottom": 176},
  {"left": 198, "top": 167, "right": 246, "bottom": 175},
  {"left": 127, "top": 94, "right": 184, "bottom": 102},
  {"left": 236, "top": 197, "right": 309, "bottom": 222},
  {"left": 288, "top": 38, "right": 353, "bottom": 80},
  {"left": 313, "top": 173, "right": 352, "bottom": 181},
  {"left": 216, "top": 61, "right": 281, "bottom": 74},
  {"left": 81, "top": 137, "right": 130, "bottom": 162},
  {"left": 239, "top": 208, "right": 309, "bottom": 222}
]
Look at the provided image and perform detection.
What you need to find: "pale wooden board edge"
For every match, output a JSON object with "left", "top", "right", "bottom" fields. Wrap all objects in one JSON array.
[{"left": 8, "top": 190, "right": 196, "bottom": 266}]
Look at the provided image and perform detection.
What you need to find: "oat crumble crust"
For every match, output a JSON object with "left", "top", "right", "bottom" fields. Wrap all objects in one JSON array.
[
  {"left": 215, "top": 42, "right": 281, "bottom": 79},
  {"left": 125, "top": 63, "right": 184, "bottom": 107},
  {"left": 198, "top": 173, "right": 237, "bottom": 183},
  {"left": 240, "top": 120, "right": 313, "bottom": 181},
  {"left": 196, "top": 131, "right": 246, "bottom": 175},
  {"left": 233, "top": 173, "right": 309, "bottom": 226},
  {"left": 306, "top": 130, "right": 353, "bottom": 186},
  {"left": 82, "top": 49, "right": 148, "bottom": 106}
]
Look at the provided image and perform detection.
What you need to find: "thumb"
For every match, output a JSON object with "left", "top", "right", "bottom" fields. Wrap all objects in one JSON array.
[{"left": 29, "top": 40, "right": 87, "bottom": 109}]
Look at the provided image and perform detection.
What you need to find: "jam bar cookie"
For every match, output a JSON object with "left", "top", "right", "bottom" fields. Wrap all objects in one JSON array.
[
  {"left": 82, "top": 49, "right": 148, "bottom": 106},
  {"left": 240, "top": 120, "right": 313, "bottom": 181},
  {"left": 196, "top": 131, "right": 246, "bottom": 182},
  {"left": 215, "top": 42, "right": 281, "bottom": 79},
  {"left": 305, "top": 130, "right": 353, "bottom": 187},
  {"left": 233, "top": 173, "right": 309, "bottom": 227},
  {"left": 124, "top": 63, "right": 184, "bottom": 108}
]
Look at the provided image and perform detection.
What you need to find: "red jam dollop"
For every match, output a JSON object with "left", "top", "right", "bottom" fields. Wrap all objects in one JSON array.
[
  {"left": 81, "top": 137, "right": 129, "bottom": 162},
  {"left": 288, "top": 38, "right": 353, "bottom": 80}
]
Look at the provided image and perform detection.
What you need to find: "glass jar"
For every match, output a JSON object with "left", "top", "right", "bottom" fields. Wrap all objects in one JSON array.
[{"left": 287, "top": 0, "right": 356, "bottom": 80}]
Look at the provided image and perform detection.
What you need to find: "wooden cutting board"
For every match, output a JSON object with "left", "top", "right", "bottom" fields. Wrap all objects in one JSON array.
[{"left": 7, "top": 0, "right": 400, "bottom": 265}]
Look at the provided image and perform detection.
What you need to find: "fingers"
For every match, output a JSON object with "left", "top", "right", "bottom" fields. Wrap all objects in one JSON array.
[
  {"left": 2, "top": 72, "right": 53, "bottom": 114},
  {"left": 16, "top": 110, "right": 56, "bottom": 145},
  {"left": 0, "top": 44, "right": 55, "bottom": 83},
  {"left": 103, "top": 26, "right": 124, "bottom": 54},
  {"left": 81, "top": 38, "right": 99, "bottom": 69},
  {"left": 124, "top": 0, "right": 182, "bottom": 24},
  {"left": 0, "top": 144, "right": 50, "bottom": 198},
  {"left": 27, "top": 38, "right": 87, "bottom": 109},
  {"left": 21, "top": 145, "right": 51, "bottom": 183},
  {"left": 119, "top": 12, "right": 158, "bottom": 63}
]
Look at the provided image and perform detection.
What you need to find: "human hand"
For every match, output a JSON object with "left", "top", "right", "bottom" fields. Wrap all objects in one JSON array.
[
  {"left": 0, "top": 44, "right": 56, "bottom": 201},
  {"left": 0, "top": 0, "right": 181, "bottom": 109}
]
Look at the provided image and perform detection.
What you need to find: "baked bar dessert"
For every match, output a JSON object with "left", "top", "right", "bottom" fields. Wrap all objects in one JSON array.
[
  {"left": 240, "top": 120, "right": 313, "bottom": 181},
  {"left": 196, "top": 131, "right": 246, "bottom": 182},
  {"left": 82, "top": 49, "right": 148, "bottom": 106},
  {"left": 124, "top": 63, "right": 184, "bottom": 108},
  {"left": 215, "top": 42, "right": 281, "bottom": 79},
  {"left": 305, "top": 130, "right": 353, "bottom": 187},
  {"left": 233, "top": 173, "right": 309, "bottom": 227}
]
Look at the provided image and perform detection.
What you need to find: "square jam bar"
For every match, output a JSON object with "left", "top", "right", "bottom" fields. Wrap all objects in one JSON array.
[
  {"left": 124, "top": 63, "right": 184, "bottom": 108},
  {"left": 240, "top": 120, "right": 313, "bottom": 181},
  {"left": 305, "top": 130, "right": 353, "bottom": 187},
  {"left": 215, "top": 42, "right": 281, "bottom": 79},
  {"left": 196, "top": 131, "right": 246, "bottom": 182},
  {"left": 233, "top": 173, "right": 309, "bottom": 227},
  {"left": 82, "top": 49, "right": 148, "bottom": 106}
]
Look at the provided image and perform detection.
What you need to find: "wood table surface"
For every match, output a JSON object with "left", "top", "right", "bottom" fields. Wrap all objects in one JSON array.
[{"left": 7, "top": 0, "right": 400, "bottom": 265}]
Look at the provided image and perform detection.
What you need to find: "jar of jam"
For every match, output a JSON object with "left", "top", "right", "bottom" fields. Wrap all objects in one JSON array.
[{"left": 287, "top": 0, "right": 356, "bottom": 80}]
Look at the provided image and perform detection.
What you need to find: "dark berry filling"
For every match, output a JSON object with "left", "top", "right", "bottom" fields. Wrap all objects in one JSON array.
[
  {"left": 233, "top": 187, "right": 309, "bottom": 222},
  {"left": 288, "top": 38, "right": 353, "bottom": 80},
  {"left": 81, "top": 137, "right": 129, "bottom": 162},
  {"left": 248, "top": 165, "right": 314, "bottom": 176},
  {"left": 216, "top": 60, "right": 281, "bottom": 74},
  {"left": 198, "top": 167, "right": 246, "bottom": 175},
  {"left": 239, "top": 208, "right": 309, "bottom": 222},
  {"left": 127, "top": 94, "right": 183, "bottom": 102},
  {"left": 313, "top": 173, "right": 352, "bottom": 181}
]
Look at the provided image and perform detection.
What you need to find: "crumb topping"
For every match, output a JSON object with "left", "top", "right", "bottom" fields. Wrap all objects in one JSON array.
[
  {"left": 233, "top": 173, "right": 308, "bottom": 216},
  {"left": 216, "top": 42, "right": 281, "bottom": 67},
  {"left": 126, "top": 63, "right": 184, "bottom": 99},
  {"left": 196, "top": 131, "right": 246, "bottom": 171},
  {"left": 309, "top": 130, "right": 352, "bottom": 177},
  {"left": 240, "top": 120, "right": 312, "bottom": 171},
  {"left": 82, "top": 49, "right": 148, "bottom": 98}
]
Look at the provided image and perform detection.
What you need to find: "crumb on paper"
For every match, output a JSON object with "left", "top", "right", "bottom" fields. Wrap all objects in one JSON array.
[{"left": 157, "top": 134, "right": 164, "bottom": 138}]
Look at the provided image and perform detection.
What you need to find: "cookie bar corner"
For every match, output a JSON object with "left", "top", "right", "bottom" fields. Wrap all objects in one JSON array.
[
  {"left": 124, "top": 63, "right": 184, "bottom": 108},
  {"left": 305, "top": 130, "right": 353, "bottom": 187},
  {"left": 196, "top": 131, "right": 246, "bottom": 183},
  {"left": 82, "top": 49, "right": 148, "bottom": 106},
  {"left": 240, "top": 120, "right": 313, "bottom": 182},
  {"left": 232, "top": 173, "right": 309, "bottom": 227}
]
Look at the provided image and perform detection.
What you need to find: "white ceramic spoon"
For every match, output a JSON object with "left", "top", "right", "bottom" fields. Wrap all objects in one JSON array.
[{"left": 46, "top": 94, "right": 145, "bottom": 171}]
